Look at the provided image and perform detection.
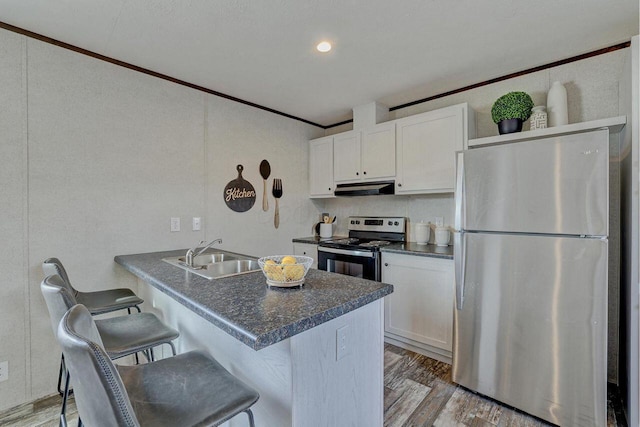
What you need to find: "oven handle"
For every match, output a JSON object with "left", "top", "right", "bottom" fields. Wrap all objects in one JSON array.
[{"left": 317, "top": 246, "right": 376, "bottom": 258}]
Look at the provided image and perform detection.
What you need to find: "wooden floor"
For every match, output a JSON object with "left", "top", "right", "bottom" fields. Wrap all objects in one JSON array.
[{"left": 0, "top": 343, "right": 626, "bottom": 426}]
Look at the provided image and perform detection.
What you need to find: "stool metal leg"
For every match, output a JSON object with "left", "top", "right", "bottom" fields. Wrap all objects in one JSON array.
[
  {"left": 57, "top": 354, "right": 65, "bottom": 396},
  {"left": 245, "top": 409, "right": 255, "bottom": 427},
  {"left": 59, "top": 370, "right": 71, "bottom": 427},
  {"left": 168, "top": 341, "right": 177, "bottom": 356}
]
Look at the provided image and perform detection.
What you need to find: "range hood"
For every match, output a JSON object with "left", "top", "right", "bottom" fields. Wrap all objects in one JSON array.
[{"left": 334, "top": 181, "right": 395, "bottom": 197}]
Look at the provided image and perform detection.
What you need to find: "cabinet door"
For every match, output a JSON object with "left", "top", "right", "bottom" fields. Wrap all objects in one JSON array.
[
  {"left": 333, "top": 131, "right": 361, "bottom": 183},
  {"left": 293, "top": 242, "right": 318, "bottom": 269},
  {"left": 382, "top": 253, "right": 454, "bottom": 351},
  {"left": 361, "top": 122, "right": 395, "bottom": 180},
  {"left": 396, "top": 105, "right": 465, "bottom": 194},
  {"left": 309, "top": 136, "right": 335, "bottom": 197}
]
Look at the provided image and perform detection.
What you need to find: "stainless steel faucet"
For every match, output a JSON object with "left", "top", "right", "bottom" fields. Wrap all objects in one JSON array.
[{"left": 185, "top": 239, "right": 222, "bottom": 267}]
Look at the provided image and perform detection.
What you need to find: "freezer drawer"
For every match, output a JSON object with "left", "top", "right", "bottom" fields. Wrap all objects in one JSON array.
[
  {"left": 457, "top": 129, "right": 609, "bottom": 236},
  {"left": 452, "top": 232, "right": 607, "bottom": 427}
]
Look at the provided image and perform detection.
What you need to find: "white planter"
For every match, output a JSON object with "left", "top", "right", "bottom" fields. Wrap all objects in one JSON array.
[{"left": 530, "top": 106, "right": 547, "bottom": 130}]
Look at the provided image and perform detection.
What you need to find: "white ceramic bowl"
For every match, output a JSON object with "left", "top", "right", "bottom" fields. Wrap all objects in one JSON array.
[{"left": 258, "top": 255, "right": 313, "bottom": 287}]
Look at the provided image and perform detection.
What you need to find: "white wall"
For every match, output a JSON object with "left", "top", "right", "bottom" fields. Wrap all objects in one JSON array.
[
  {"left": 0, "top": 28, "right": 322, "bottom": 410},
  {"left": 319, "top": 47, "right": 630, "bottom": 383}
]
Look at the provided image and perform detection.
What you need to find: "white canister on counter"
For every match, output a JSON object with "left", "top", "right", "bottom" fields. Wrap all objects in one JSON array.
[
  {"left": 319, "top": 223, "right": 333, "bottom": 238},
  {"left": 415, "top": 222, "right": 430, "bottom": 245},
  {"left": 435, "top": 227, "right": 450, "bottom": 247}
]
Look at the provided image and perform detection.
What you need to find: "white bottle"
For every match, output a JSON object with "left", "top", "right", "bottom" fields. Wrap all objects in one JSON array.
[{"left": 546, "top": 81, "right": 568, "bottom": 127}]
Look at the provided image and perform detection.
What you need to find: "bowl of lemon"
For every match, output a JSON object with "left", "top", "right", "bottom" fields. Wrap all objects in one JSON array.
[{"left": 258, "top": 255, "right": 313, "bottom": 288}]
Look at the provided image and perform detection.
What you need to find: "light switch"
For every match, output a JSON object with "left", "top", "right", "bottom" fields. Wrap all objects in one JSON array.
[
  {"left": 170, "top": 217, "right": 181, "bottom": 232},
  {"left": 192, "top": 217, "right": 201, "bottom": 231}
]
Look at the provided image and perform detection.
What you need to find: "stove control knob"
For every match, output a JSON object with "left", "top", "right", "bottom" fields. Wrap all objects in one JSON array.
[
  {"left": 394, "top": 221, "right": 399, "bottom": 226},
  {"left": 388, "top": 221, "right": 392, "bottom": 226},
  {"left": 356, "top": 220, "right": 360, "bottom": 224},
  {"left": 350, "top": 220, "right": 355, "bottom": 224}
]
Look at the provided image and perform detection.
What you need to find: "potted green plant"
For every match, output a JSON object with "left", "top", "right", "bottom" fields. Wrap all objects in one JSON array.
[{"left": 491, "top": 91, "right": 534, "bottom": 134}]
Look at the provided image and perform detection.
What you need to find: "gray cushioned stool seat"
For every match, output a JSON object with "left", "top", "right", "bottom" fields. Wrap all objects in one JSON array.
[
  {"left": 96, "top": 313, "right": 179, "bottom": 359},
  {"left": 58, "top": 304, "right": 259, "bottom": 427},
  {"left": 43, "top": 257, "right": 143, "bottom": 315},
  {"left": 118, "top": 351, "right": 259, "bottom": 426}
]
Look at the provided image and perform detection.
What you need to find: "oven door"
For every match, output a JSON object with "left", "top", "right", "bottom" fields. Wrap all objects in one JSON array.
[{"left": 317, "top": 246, "right": 380, "bottom": 281}]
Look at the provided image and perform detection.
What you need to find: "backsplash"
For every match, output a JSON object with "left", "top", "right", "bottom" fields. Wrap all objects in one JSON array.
[{"left": 313, "top": 193, "right": 454, "bottom": 244}]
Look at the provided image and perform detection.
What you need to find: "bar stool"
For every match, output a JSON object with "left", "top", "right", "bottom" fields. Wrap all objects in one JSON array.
[
  {"left": 43, "top": 257, "right": 144, "bottom": 315},
  {"left": 57, "top": 304, "right": 259, "bottom": 427},
  {"left": 42, "top": 275, "right": 180, "bottom": 427},
  {"left": 42, "top": 257, "right": 145, "bottom": 395}
]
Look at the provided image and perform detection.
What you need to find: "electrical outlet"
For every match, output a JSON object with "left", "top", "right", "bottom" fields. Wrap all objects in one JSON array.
[
  {"left": 336, "top": 325, "right": 350, "bottom": 360},
  {"left": 170, "top": 217, "right": 181, "bottom": 232},
  {"left": 0, "top": 361, "right": 8, "bottom": 382},
  {"left": 192, "top": 217, "right": 201, "bottom": 231}
]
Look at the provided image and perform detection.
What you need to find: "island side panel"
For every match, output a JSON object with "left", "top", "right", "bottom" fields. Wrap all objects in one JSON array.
[
  {"left": 290, "top": 299, "right": 384, "bottom": 427},
  {"left": 137, "top": 280, "right": 294, "bottom": 427}
]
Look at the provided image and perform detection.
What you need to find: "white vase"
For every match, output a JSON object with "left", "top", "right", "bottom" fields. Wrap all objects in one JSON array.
[
  {"left": 546, "top": 81, "right": 568, "bottom": 127},
  {"left": 529, "top": 106, "right": 547, "bottom": 130}
]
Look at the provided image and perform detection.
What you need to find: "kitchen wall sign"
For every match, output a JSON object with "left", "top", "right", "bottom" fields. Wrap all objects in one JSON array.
[{"left": 224, "top": 164, "right": 256, "bottom": 212}]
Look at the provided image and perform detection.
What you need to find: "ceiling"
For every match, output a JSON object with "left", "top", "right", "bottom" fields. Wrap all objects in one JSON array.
[{"left": 0, "top": 1, "right": 638, "bottom": 127}]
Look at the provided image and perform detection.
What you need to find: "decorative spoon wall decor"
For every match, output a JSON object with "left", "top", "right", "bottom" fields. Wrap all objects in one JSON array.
[{"left": 259, "top": 160, "right": 271, "bottom": 211}]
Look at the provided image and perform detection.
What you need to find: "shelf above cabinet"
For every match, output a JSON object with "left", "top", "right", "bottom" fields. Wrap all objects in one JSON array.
[{"left": 469, "top": 116, "right": 626, "bottom": 148}]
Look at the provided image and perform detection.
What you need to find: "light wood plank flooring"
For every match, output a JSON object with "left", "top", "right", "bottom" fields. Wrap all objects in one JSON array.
[
  {"left": 383, "top": 343, "right": 625, "bottom": 427},
  {"left": 0, "top": 343, "right": 626, "bottom": 426}
]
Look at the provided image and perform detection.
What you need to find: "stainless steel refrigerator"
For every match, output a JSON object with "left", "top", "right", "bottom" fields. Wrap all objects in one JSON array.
[{"left": 452, "top": 129, "right": 609, "bottom": 427}]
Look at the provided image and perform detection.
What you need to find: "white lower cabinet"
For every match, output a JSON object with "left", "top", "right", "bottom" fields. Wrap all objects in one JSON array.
[
  {"left": 382, "top": 252, "right": 454, "bottom": 362},
  {"left": 293, "top": 242, "right": 318, "bottom": 269}
]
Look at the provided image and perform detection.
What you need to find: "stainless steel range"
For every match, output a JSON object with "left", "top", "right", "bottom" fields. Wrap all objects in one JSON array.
[{"left": 317, "top": 216, "right": 407, "bottom": 281}]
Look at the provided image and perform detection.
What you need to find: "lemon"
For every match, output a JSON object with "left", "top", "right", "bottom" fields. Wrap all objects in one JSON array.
[
  {"left": 267, "top": 266, "right": 285, "bottom": 281},
  {"left": 284, "top": 264, "right": 305, "bottom": 281},
  {"left": 281, "top": 256, "right": 297, "bottom": 265}
]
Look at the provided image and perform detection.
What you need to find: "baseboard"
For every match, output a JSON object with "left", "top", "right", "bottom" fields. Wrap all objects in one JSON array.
[{"left": 384, "top": 334, "right": 452, "bottom": 364}]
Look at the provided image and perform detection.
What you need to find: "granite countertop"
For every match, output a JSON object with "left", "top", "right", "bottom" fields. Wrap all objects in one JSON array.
[
  {"left": 381, "top": 242, "right": 454, "bottom": 259},
  {"left": 114, "top": 249, "right": 393, "bottom": 351}
]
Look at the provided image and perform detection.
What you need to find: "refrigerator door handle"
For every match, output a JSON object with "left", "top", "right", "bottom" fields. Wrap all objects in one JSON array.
[
  {"left": 454, "top": 151, "right": 465, "bottom": 231},
  {"left": 454, "top": 231, "right": 466, "bottom": 310}
]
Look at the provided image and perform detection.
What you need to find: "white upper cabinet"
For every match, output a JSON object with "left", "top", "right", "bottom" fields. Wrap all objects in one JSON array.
[
  {"left": 309, "top": 136, "right": 335, "bottom": 198},
  {"left": 333, "top": 122, "right": 396, "bottom": 183},
  {"left": 333, "top": 131, "right": 361, "bottom": 182},
  {"left": 395, "top": 103, "right": 474, "bottom": 194},
  {"left": 361, "top": 122, "right": 396, "bottom": 180}
]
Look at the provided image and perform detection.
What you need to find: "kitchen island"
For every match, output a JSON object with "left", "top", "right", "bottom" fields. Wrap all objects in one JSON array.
[{"left": 115, "top": 249, "right": 393, "bottom": 427}]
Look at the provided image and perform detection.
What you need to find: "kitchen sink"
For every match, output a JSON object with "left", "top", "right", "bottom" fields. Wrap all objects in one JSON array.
[{"left": 162, "top": 253, "right": 261, "bottom": 280}]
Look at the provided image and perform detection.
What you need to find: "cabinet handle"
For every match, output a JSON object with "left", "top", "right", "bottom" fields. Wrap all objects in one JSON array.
[
  {"left": 398, "top": 183, "right": 402, "bottom": 187},
  {"left": 328, "top": 187, "right": 331, "bottom": 191},
  {"left": 363, "top": 171, "right": 367, "bottom": 175},
  {"left": 356, "top": 172, "right": 359, "bottom": 176},
  {"left": 384, "top": 263, "right": 389, "bottom": 267}
]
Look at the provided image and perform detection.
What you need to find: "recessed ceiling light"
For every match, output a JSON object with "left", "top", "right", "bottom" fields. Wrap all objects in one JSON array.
[{"left": 316, "top": 41, "right": 332, "bottom": 53}]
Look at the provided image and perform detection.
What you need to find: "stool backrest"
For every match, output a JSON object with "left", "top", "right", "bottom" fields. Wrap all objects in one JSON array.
[
  {"left": 41, "top": 275, "right": 78, "bottom": 337},
  {"left": 42, "top": 258, "right": 78, "bottom": 297},
  {"left": 57, "top": 304, "right": 140, "bottom": 427}
]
